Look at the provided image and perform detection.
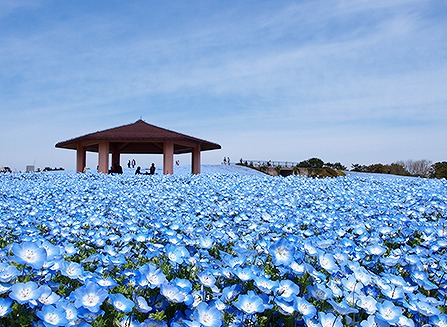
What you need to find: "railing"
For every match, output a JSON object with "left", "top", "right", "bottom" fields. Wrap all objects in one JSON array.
[{"left": 238, "top": 159, "right": 300, "bottom": 168}]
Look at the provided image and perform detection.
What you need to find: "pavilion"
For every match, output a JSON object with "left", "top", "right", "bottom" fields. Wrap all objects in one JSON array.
[{"left": 55, "top": 119, "right": 221, "bottom": 174}]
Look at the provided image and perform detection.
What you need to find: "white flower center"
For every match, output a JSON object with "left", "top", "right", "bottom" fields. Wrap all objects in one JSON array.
[
  {"left": 44, "top": 312, "right": 59, "bottom": 324},
  {"left": 25, "top": 250, "right": 36, "bottom": 261},
  {"left": 83, "top": 293, "right": 99, "bottom": 306}
]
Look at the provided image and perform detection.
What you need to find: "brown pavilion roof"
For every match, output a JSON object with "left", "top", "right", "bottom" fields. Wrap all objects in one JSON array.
[{"left": 55, "top": 119, "right": 221, "bottom": 154}]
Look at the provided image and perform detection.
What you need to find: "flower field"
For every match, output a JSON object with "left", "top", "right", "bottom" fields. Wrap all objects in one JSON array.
[{"left": 0, "top": 168, "right": 446, "bottom": 327}]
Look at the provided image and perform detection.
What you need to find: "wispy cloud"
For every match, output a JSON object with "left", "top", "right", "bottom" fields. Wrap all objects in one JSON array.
[{"left": 1, "top": 1, "right": 446, "bottom": 170}]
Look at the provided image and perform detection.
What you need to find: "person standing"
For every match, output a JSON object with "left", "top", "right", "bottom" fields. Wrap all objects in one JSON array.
[{"left": 149, "top": 163, "right": 156, "bottom": 175}]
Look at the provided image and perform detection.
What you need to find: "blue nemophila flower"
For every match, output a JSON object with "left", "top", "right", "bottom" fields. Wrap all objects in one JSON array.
[
  {"left": 233, "top": 266, "right": 254, "bottom": 282},
  {"left": 56, "top": 299, "right": 78, "bottom": 323},
  {"left": 294, "top": 297, "right": 316, "bottom": 319},
  {"left": 197, "top": 272, "right": 217, "bottom": 289},
  {"left": 77, "top": 306, "right": 104, "bottom": 322},
  {"left": 172, "top": 278, "right": 194, "bottom": 306},
  {"left": 276, "top": 279, "right": 300, "bottom": 301},
  {"left": 165, "top": 244, "right": 186, "bottom": 264},
  {"left": 415, "top": 299, "right": 440, "bottom": 317},
  {"left": 351, "top": 265, "right": 372, "bottom": 285},
  {"left": 410, "top": 270, "right": 438, "bottom": 290},
  {"left": 63, "top": 243, "right": 78, "bottom": 256},
  {"left": 95, "top": 276, "right": 119, "bottom": 288},
  {"left": 307, "top": 283, "right": 333, "bottom": 301},
  {"left": 198, "top": 236, "right": 214, "bottom": 249},
  {"left": 366, "top": 244, "right": 386, "bottom": 256},
  {"left": 327, "top": 280, "right": 343, "bottom": 298},
  {"left": 38, "top": 285, "right": 60, "bottom": 305},
  {"left": 431, "top": 314, "right": 447, "bottom": 327},
  {"left": 9, "top": 281, "right": 43, "bottom": 304},
  {"left": 191, "top": 302, "right": 222, "bottom": 327},
  {"left": 269, "top": 238, "right": 295, "bottom": 266},
  {"left": 0, "top": 283, "right": 11, "bottom": 295},
  {"left": 376, "top": 300, "right": 403, "bottom": 324},
  {"left": 396, "top": 315, "right": 415, "bottom": 327},
  {"left": 357, "top": 294, "right": 378, "bottom": 314},
  {"left": 137, "top": 263, "right": 166, "bottom": 288},
  {"left": 328, "top": 299, "right": 358, "bottom": 315},
  {"left": 41, "top": 240, "right": 62, "bottom": 262},
  {"left": 133, "top": 294, "right": 152, "bottom": 313},
  {"left": 381, "top": 285, "right": 405, "bottom": 300},
  {"left": 60, "top": 261, "right": 84, "bottom": 280},
  {"left": 109, "top": 293, "right": 134, "bottom": 312},
  {"left": 0, "top": 297, "right": 12, "bottom": 317},
  {"left": 275, "top": 297, "right": 296, "bottom": 315},
  {"left": 161, "top": 282, "right": 185, "bottom": 303},
  {"left": 143, "top": 317, "right": 168, "bottom": 326},
  {"left": 360, "top": 315, "right": 389, "bottom": 327},
  {"left": 253, "top": 275, "right": 278, "bottom": 295},
  {"left": 221, "top": 284, "right": 242, "bottom": 303},
  {"left": 341, "top": 275, "right": 363, "bottom": 293},
  {"left": 318, "top": 251, "right": 339, "bottom": 274},
  {"left": 318, "top": 312, "right": 343, "bottom": 327},
  {"left": 36, "top": 304, "right": 69, "bottom": 327},
  {"left": 12, "top": 241, "right": 47, "bottom": 269},
  {"left": 0, "top": 263, "right": 20, "bottom": 283},
  {"left": 72, "top": 282, "right": 108, "bottom": 313},
  {"left": 234, "top": 290, "right": 268, "bottom": 314},
  {"left": 119, "top": 316, "right": 145, "bottom": 327}
]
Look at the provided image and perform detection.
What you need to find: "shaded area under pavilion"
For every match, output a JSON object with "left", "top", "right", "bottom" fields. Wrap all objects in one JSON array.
[{"left": 55, "top": 119, "right": 221, "bottom": 174}]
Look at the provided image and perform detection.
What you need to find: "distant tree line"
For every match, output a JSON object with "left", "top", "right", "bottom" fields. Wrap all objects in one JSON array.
[
  {"left": 241, "top": 157, "right": 447, "bottom": 179},
  {"left": 351, "top": 159, "right": 447, "bottom": 179},
  {"left": 295, "top": 158, "right": 447, "bottom": 179}
]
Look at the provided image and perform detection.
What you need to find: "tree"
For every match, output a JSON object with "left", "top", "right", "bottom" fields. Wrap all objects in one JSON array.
[
  {"left": 431, "top": 162, "right": 447, "bottom": 179},
  {"left": 325, "top": 162, "right": 347, "bottom": 170},
  {"left": 351, "top": 164, "right": 367, "bottom": 172},
  {"left": 307, "top": 158, "right": 324, "bottom": 168},
  {"left": 388, "top": 163, "right": 409, "bottom": 176},
  {"left": 396, "top": 159, "right": 432, "bottom": 177}
]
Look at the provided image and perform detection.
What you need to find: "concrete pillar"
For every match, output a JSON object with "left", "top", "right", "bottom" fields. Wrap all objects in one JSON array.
[
  {"left": 98, "top": 141, "right": 110, "bottom": 174},
  {"left": 163, "top": 141, "right": 174, "bottom": 174},
  {"left": 192, "top": 144, "right": 201, "bottom": 174},
  {"left": 76, "top": 144, "right": 86, "bottom": 173}
]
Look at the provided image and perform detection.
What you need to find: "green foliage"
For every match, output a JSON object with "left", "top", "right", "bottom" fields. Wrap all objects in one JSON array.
[
  {"left": 324, "top": 162, "right": 347, "bottom": 170},
  {"left": 431, "top": 161, "right": 447, "bottom": 179},
  {"left": 407, "top": 231, "right": 424, "bottom": 248},
  {"left": 350, "top": 162, "right": 410, "bottom": 176},
  {"left": 223, "top": 311, "right": 236, "bottom": 326},
  {"left": 92, "top": 301, "right": 125, "bottom": 327},
  {"left": 298, "top": 158, "right": 324, "bottom": 168},
  {"left": 149, "top": 310, "right": 167, "bottom": 321},
  {"left": 1, "top": 303, "right": 37, "bottom": 327}
]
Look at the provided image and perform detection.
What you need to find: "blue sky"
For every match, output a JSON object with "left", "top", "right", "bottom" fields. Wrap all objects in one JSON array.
[{"left": 1, "top": 0, "right": 446, "bottom": 171}]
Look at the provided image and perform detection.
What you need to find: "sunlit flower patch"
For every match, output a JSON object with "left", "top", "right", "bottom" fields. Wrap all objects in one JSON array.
[{"left": 0, "top": 170, "right": 446, "bottom": 326}]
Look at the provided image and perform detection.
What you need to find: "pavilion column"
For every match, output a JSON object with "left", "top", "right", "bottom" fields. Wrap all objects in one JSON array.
[
  {"left": 76, "top": 144, "right": 86, "bottom": 173},
  {"left": 192, "top": 144, "right": 201, "bottom": 174},
  {"left": 98, "top": 141, "right": 110, "bottom": 174},
  {"left": 163, "top": 141, "right": 174, "bottom": 175}
]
